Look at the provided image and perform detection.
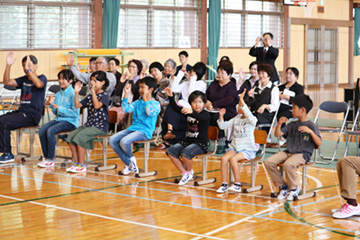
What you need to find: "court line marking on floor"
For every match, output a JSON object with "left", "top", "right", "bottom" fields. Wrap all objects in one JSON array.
[
  {"left": 0, "top": 171, "right": 352, "bottom": 232},
  {"left": 16, "top": 165, "right": 278, "bottom": 202},
  {"left": 285, "top": 201, "right": 360, "bottom": 237},
  {"left": 0, "top": 194, "right": 226, "bottom": 240},
  {"left": 0, "top": 171, "right": 280, "bottom": 210},
  {"left": 190, "top": 202, "right": 284, "bottom": 240}
]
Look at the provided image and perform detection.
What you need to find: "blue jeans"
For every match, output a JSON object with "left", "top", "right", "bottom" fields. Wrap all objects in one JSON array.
[
  {"left": 166, "top": 143, "right": 205, "bottom": 160},
  {"left": 39, "top": 120, "right": 76, "bottom": 159},
  {"left": 109, "top": 129, "right": 147, "bottom": 165}
]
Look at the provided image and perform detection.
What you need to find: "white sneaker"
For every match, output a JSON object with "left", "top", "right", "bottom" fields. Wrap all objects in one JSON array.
[
  {"left": 67, "top": 165, "right": 86, "bottom": 173},
  {"left": 333, "top": 203, "right": 360, "bottom": 219},
  {"left": 122, "top": 165, "right": 132, "bottom": 175},
  {"left": 228, "top": 184, "right": 242, "bottom": 193},
  {"left": 66, "top": 165, "right": 76, "bottom": 172},
  {"left": 216, "top": 184, "right": 228, "bottom": 193},
  {"left": 277, "top": 188, "right": 289, "bottom": 200},
  {"left": 179, "top": 171, "right": 193, "bottom": 185},
  {"left": 38, "top": 160, "right": 54, "bottom": 168},
  {"left": 287, "top": 187, "right": 300, "bottom": 201},
  {"left": 130, "top": 157, "right": 139, "bottom": 174}
]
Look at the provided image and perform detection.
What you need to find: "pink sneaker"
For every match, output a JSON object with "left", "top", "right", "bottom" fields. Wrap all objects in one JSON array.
[{"left": 333, "top": 203, "right": 360, "bottom": 219}]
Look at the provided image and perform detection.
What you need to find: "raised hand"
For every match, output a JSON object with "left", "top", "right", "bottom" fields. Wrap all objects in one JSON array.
[
  {"left": 181, "top": 108, "right": 193, "bottom": 115},
  {"left": 74, "top": 81, "right": 82, "bottom": 93},
  {"left": 219, "top": 108, "right": 226, "bottom": 116},
  {"left": 48, "top": 95, "right": 55, "bottom": 105},
  {"left": 76, "top": 63, "right": 81, "bottom": 71},
  {"left": 247, "top": 88, "right": 254, "bottom": 98},
  {"left": 66, "top": 54, "right": 75, "bottom": 68},
  {"left": 124, "top": 81, "right": 131, "bottom": 95},
  {"left": 255, "top": 37, "right": 261, "bottom": 46},
  {"left": 164, "top": 87, "right": 173, "bottom": 97},
  {"left": 205, "top": 100, "right": 213, "bottom": 110},
  {"left": 238, "top": 67, "right": 245, "bottom": 80},
  {"left": 6, "top": 52, "right": 16, "bottom": 66},
  {"left": 120, "top": 72, "right": 129, "bottom": 83},
  {"left": 278, "top": 116, "right": 288, "bottom": 125},
  {"left": 25, "top": 56, "right": 32, "bottom": 72}
]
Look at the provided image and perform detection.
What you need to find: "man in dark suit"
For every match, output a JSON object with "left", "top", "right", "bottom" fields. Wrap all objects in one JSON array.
[{"left": 249, "top": 32, "right": 279, "bottom": 83}]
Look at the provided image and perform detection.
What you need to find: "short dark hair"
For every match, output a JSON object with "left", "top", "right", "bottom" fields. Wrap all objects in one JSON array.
[
  {"left": 89, "top": 57, "right": 97, "bottom": 63},
  {"left": 149, "top": 61, "right": 164, "bottom": 73},
  {"left": 217, "top": 60, "right": 233, "bottom": 75},
  {"left": 90, "top": 71, "right": 109, "bottom": 91},
  {"left": 127, "top": 59, "right": 143, "bottom": 76},
  {"left": 220, "top": 56, "right": 230, "bottom": 62},
  {"left": 138, "top": 76, "right": 157, "bottom": 92},
  {"left": 188, "top": 90, "right": 207, "bottom": 104},
  {"left": 257, "top": 64, "right": 273, "bottom": 78},
  {"left": 191, "top": 62, "right": 206, "bottom": 80},
  {"left": 22, "top": 55, "right": 38, "bottom": 65},
  {"left": 263, "top": 32, "right": 274, "bottom": 40},
  {"left": 109, "top": 57, "right": 120, "bottom": 66},
  {"left": 249, "top": 61, "right": 259, "bottom": 70},
  {"left": 57, "top": 69, "right": 74, "bottom": 82},
  {"left": 179, "top": 51, "right": 189, "bottom": 58},
  {"left": 286, "top": 67, "right": 299, "bottom": 78},
  {"left": 292, "top": 94, "right": 313, "bottom": 113}
]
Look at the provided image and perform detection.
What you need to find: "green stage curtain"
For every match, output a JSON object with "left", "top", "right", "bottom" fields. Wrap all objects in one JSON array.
[
  {"left": 355, "top": 8, "right": 360, "bottom": 56},
  {"left": 207, "top": 0, "right": 221, "bottom": 80},
  {"left": 102, "top": 0, "right": 121, "bottom": 49}
]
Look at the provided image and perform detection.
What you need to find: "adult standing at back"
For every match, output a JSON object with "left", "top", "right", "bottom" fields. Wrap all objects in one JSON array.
[
  {"left": 249, "top": 32, "right": 279, "bottom": 83},
  {"left": 0, "top": 52, "right": 47, "bottom": 163},
  {"left": 66, "top": 54, "right": 116, "bottom": 96}
]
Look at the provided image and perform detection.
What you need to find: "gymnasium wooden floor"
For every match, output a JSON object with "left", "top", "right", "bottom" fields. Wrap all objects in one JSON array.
[{"left": 1, "top": 87, "right": 359, "bottom": 240}]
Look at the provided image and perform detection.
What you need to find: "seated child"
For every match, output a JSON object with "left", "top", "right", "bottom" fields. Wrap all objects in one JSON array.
[
  {"left": 38, "top": 69, "right": 80, "bottom": 168},
  {"left": 109, "top": 76, "right": 160, "bottom": 175},
  {"left": 264, "top": 94, "right": 322, "bottom": 200},
  {"left": 216, "top": 90, "right": 257, "bottom": 193},
  {"left": 66, "top": 71, "right": 110, "bottom": 173},
  {"left": 165, "top": 88, "right": 210, "bottom": 185}
]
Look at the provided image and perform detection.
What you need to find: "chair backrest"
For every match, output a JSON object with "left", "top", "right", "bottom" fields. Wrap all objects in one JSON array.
[
  {"left": 48, "top": 84, "right": 61, "bottom": 94},
  {"left": 319, "top": 101, "right": 349, "bottom": 114},
  {"left": 4, "top": 85, "right": 17, "bottom": 91},
  {"left": 254, "top": 129, "right": 267, "bottom": 145},
  {"left": 109, "top": 110, "right": 118, "bottom": 124},
  {"left": 208, "top": 126, "right": 219, "bottom": 141}
]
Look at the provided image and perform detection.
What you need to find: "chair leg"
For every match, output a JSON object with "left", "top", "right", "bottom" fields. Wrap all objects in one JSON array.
[
  {"left": 95, "top": 138, "right": 117, "bottom": 172},
  {"left": 136, "top": 142, "right": 157, "bottom": 178},
  {"left": 242, "top": 161, "right": 263, "bottom": 193},
  {"left": 194, "top": 156, "right": 216, "bottom": 186},
  {"left": 296, "top": 166, "right": 316, "bottom": 200}
]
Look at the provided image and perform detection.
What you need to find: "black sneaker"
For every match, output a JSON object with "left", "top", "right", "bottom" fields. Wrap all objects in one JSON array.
[{"left": 0, "top": 153, "right": 15, "bottom": 164}]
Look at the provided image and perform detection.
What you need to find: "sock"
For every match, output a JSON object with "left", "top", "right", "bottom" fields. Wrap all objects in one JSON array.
[
  {"left": 281, "top": 185, "right": 288, "bottom": 190},
  {"left": 78, "top": 163, "right": 85, "bottom": 167},
  {"left": 221, "top": 182, "right": 228, "bottom": 187},
  {"left": 234, "top": 182, "right": 241, "bottom": 187},
  {"left": 347, "top": 199, "right": 358, "bottom": 207}
]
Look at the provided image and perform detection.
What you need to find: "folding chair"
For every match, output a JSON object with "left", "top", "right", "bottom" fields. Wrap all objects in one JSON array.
[
  {"left": 270, "top": 147, "right": 318, "bottom": 201},
  {"left": 344, "top": 107, "right": 360, "bottom": 156},
  {"left": 257, "top": 105, "right": 279, "bottom": 145},
  {"left": 314, "top": 101, "right": 349, "bottom": 164},
  {"left": 229, "top": 129, "right": 267, "bottom": 193},
  {"left": 17, "top": 105, "right": 46, "bottom": 162},
  {"left": 58, "top": 110, "right": 118, "bottom": 171},
  {"left": 174, "top": 126, "right": 218, "bottom": 186},
  {"left": 0, "top": 85, "right": 20, "bottom": 113},
  {"left": 119, "top": 116, "right": 161, "bottom": 178}
]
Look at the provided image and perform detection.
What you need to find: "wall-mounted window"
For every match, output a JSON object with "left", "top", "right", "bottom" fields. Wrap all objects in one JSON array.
[
  {"left": 219, "top": 0, "right": 284, "bottom": 48},
  {"left": 0, "top": 0, "right": 93, "bottom": 50},
  {"left": 118, "top": 0, "right": 200, "bottom": 48}
]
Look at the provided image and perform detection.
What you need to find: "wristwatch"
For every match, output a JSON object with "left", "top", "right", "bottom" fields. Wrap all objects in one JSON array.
[{"left": 26, "top": 69, "right": 31, "bottom": 74}]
